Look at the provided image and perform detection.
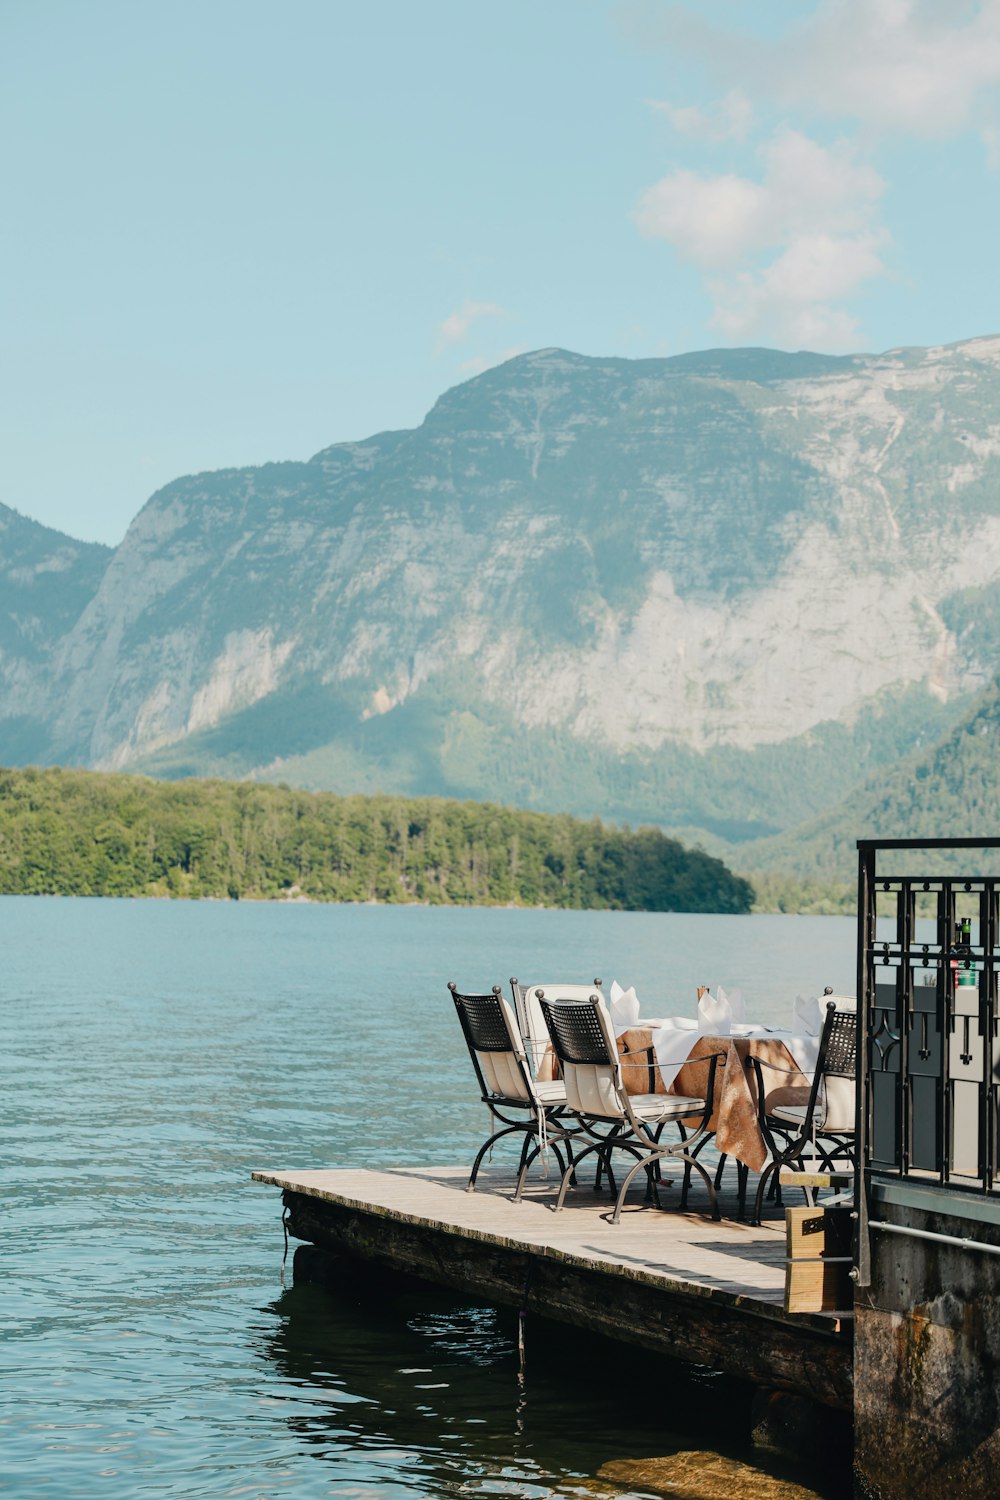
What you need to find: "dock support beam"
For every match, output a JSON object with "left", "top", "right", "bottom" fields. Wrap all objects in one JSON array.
[{"left": 281, "top": 1187, "right": 852, "bottom": 1410}]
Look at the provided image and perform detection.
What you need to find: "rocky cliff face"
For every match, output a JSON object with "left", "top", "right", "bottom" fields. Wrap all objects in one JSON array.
[
  {"left": 0, "top": 505, "right": 111, "bottom": 761},
  {"left": 2, "top": 338, "right": 999, "bottom": 836}
]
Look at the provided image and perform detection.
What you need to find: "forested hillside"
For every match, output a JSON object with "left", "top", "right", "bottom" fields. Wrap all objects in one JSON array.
[
  {"left": 0, "top": 766, "right": 753, "bottom": 912},
  {"left": 3, "top": 339, "right": 1000, "bottom": 862},
  {"left": 736, "top": 672, "right": 1000, "bottom": 908}
]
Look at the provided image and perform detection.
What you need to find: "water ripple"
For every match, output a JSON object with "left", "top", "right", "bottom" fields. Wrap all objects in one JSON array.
[{"left": 0, "top": 898, "right": 855, "bottom": 1498}]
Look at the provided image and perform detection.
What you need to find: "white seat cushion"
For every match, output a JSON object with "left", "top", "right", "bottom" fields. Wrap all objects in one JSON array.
[
  {"left": 630, "top": 1092, "right": 705, "bottom": 1122},
  {"left": 477, "top": 1048, "right": 531, "bottom": 1102},
  {"left": 770, "top": 1103, "right": 809, "bottom": 1126},
  {"left": 819, "top": 1075, "right": 856, "bottom": 1133},
  {"left": 770, "top": 1101, "right": 856, "bottom": 1133},
  {"left": 534, "top": 1080, "right": 568, "bottom": 1104},
  {"left": 563, "top": 1061, "right": 620, "bottom": 1116}
]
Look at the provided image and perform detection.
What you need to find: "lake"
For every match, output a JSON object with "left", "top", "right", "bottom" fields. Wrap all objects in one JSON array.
[{"left": 0, "top": 898, "right": 857, "bottom": 1498}]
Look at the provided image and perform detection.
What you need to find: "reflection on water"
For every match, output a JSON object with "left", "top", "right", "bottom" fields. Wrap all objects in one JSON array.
[
  {"left": 0, "top": 898, "right": 857, "bottom": 1497},
  {"left": 255, "top": 1256, "right": 852, "bottom": 1499}
]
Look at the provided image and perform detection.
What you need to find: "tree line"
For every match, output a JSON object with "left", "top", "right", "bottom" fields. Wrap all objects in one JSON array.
[{"left": 0, "top": 765, "right": 753, "bottom": 912}]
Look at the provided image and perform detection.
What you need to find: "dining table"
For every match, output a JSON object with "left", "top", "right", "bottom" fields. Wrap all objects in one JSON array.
[{"left": 614, "top": 1022, "right": 816, "bottom": 1172}]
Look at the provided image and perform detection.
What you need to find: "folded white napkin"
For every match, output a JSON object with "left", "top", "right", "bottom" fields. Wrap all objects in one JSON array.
[
  {"left": 650, "top": 1016, "right": 701, "bottom": 1093},
  {"left": 718, "top": 985, "right": 745, "bottom": 1022},
  {"left": 792, "top": 993, "right": 823, "bottom": 1037},
  {"left": 608, "top": 979, "right": 641, "bottom": 1036},
  {"left": 784, "top": 1033, "right": 821, "bottom": 1076},
  {"left": 697, "top": 987, "right": 732, "bottom": 1035}
]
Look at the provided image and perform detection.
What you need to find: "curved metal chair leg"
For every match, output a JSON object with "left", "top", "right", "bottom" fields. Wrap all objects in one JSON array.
[
  {"left": 594, "top": 1124, "right": 624, "bottom": 1191},
  {"left": 554, "top": 1141, "right": 605, "bottom": 1210},
  {"left": 610, "top": 1139, "right": 713, "bottom": 1224},
  {"left": 680, "top": 1131, "right": 714, "bottom": 1211},
  {"left": 514, "top": 1138, "right": 568, "bottom": 1201},
  {"left": 514, "top": 1147, "right": 536, "bottom": 1201},
  {"left": 595, "top": 1126, "right": 627, "bottom": 1195},
  {"left": 600, "top": 1137, "right": 647, "bottom": 1196},
  {"left": 514, "top": 1145, "right": 540, "bottom": 1201},
  {"left": 680, "top": 1131, "right": 712, "bottom": 1208},
  {"left": 467, "top": 1123, "right": 523, "bottom": 1191},
  {"left": 611, "top": 1152, "right": 665, "bottom": 1223},
  {"left": 766, "top": 1164, "right": 786, "bottom": 1204},
  {"left": 752, "top": 1158, "right": 779, "bottom": 1224},
  {"left": 680, "top": 1157, "right": 692, "bottom": 1211},
  {"left": 672, "top": 1151, "right": 721, "bottom": 1222}
]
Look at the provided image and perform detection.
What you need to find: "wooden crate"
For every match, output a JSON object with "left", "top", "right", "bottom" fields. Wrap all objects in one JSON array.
[{"left": 784, "top": 1203, "right": 853, "bottom": 1315}]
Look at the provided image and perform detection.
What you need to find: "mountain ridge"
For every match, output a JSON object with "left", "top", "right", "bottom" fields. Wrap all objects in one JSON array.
[{"left": 2, "top": 335, "right": 999, "bottom": 865}]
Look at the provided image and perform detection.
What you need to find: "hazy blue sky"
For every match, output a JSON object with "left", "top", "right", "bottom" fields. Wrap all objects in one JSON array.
[{"left": 3, "top": 0, "right": 1000, "bottom": 544}]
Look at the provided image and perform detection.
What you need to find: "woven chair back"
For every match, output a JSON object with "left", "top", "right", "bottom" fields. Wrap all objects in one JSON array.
[
  {"left": 817, "top": 1000, "right": 857, "bottom": 1133},
  {"left": 538, "top": 994, "right": 622, "bottom": 1119},
  {"left": 449, "top": 984, "right": 533, "bottom": 1104}
]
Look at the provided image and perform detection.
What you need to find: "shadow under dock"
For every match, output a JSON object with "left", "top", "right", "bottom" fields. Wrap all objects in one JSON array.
[{"left": 252, "top": 1163, "right": 852, "bottom": 1411}]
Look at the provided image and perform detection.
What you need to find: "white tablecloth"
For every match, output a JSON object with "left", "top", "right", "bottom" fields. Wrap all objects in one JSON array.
[{"left": 643, "top": 1017, "right": 820, "bottom": 1093}]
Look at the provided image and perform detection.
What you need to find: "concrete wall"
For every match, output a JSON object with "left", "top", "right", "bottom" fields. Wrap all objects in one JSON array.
[{"left": 854, "top": 1184, "right": 1000, "bottom": 1499}]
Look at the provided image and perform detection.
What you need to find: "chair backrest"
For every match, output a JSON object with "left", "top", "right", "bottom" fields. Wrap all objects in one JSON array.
[
  {"left": 817, "top": 997, "right": 857, "bottom": 1132},
  {"left": 510, "top": 978, "right": 603, "bottom": 1077},
  {"left": 448, "top": 983, "right": 534, "bottom": 1105},
  {"left": 538, "top": 992, "right": 623, "bottom": 1120}
]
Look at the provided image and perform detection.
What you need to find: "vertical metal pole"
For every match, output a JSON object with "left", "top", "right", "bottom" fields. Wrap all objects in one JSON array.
[
  {"left": 900, "top": 880, "right": 913, "bottom": 1178},
  {"left": 903, "top": 883, "right": 915, "bottom": 1178},
  {"left": 854, "top": 841, "right": 875, "bottom": 1288},
  {"left": 941, "top": 882, "right": 954, "bottom": 1186},
  {"left": 983, "top": 881, "right": 997, "bottom": 1193}
]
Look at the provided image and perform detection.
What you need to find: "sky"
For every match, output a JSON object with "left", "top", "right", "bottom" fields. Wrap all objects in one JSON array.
[{"left": 3, "top": 0, "right": 1000, "bottom": 545}]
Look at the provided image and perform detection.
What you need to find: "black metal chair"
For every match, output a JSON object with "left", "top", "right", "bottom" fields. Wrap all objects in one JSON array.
[
  {"left": 611, "top": 1032, "right": 752, "bottom": 1218},
  {"left": 448, "top": 982, "right": 575, "bottom": 1194},
  {"left": 509, "top": 977, "right": 604, "bottom": 1081},
  {"left": 750, "top": 999, "right": 857, "bottom": 1225},
  {"left": 536, "top": 991, "right": 723, "bottom": 1222}
]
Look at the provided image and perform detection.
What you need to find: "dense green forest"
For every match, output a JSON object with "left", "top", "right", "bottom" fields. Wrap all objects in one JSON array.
[
  {"left": 732, "top": 672, "right": 1000, "bottom": 900},
  {"left": 0, "top": 766, "right": 753, "bottom": 913}
]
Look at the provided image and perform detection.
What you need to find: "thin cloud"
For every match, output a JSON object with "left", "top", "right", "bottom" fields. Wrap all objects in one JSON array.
[
  {"left": 635, "top": 129, "right": 888, "bottom": 348},
  {"left": 623, "top": 0, "right": 1000, "bottom": 147},
  {"left": 709, "top": 231, "right": 889, "bottom": 347},
  {"left": 435, "top": 298, "right": 507, "bottom": 353},
  {"left": 624, "top": 2, "right": 976, "bottom": 349},
  {"left": 770, "top": 0, "right": 1000, "bottom": 142},
  {"left": 648, "top": 89, "right": 753, "bottom": 143}
]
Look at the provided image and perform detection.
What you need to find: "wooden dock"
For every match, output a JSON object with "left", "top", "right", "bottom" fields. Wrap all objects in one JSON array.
[{"left": 252, "top": 1162, "right": 852, "bottom": 1410}]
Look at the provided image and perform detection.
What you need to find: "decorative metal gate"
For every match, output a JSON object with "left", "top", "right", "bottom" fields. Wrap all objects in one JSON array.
[{"left": 855, "top": 838, "right": 1000, "bottom": 1285}]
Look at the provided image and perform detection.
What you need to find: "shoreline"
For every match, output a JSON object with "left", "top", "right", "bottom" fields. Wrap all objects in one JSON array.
[{"left": 0, "top": 889, "right": 854, "bottom": 916}]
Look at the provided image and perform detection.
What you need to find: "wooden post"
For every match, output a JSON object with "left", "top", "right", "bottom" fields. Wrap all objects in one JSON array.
[{"left": 784, "top": 1204, "right": 853, "bottom": 1316}]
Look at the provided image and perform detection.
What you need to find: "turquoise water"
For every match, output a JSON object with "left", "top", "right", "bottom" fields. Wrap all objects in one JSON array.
[{"left": 0, "top": 899, "right": 856, "bottom": 1498}]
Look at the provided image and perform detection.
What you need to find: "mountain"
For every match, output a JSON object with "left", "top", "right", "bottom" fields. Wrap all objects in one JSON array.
[
  {"left": 732, "top": 670, "right": 1000, "bottom": 888},
  {"left": 2, "top": 337, "right": 1000, "bottom": 845},
  {"left": 0, "top": 504, "right": 111, "bottom": 761}
]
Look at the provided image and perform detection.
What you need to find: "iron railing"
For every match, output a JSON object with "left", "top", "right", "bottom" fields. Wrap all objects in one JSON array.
[{"left": 855, "top": 838, "right": 1000, "bottom": 1285}]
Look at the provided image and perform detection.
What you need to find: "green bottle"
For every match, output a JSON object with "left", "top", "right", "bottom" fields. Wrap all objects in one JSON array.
[{"left": 957, "top": 917, "right": 977, "bottom": 988}]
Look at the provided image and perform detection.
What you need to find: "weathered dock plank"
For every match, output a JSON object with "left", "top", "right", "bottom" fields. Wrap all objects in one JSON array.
[{"left": 252, "top": 1164, "right": 852, "bottom": 1410}]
